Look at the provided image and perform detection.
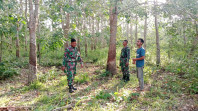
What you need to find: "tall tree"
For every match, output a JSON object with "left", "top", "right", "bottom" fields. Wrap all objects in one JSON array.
[
  {"left": 0, "top": 33, "right": 3, "bottom": 63},
  {"left": 37, "top": 20, "right": 41, "bottom": 64},
  {"left": 107, "top": 1, "right": 118, "bottom": 75},
  {"left": 16, "top": 0, "right": 23, "bottom": 58},
  {"left": 144, "top": 13, "right": 147, "bottom": 51},
  {"left": 83, "top": 16, "right": 88, "bottom": 57},
  {"left": 24, "top": 0, "right": 28, "bottom": 51},
  {"left": 135, "top": 14, "right": 138, "bottom": 43},
  {"left": 28, "top": 0, "right": 39, "bottom": 84},
  {"left": 154, "top": 0, "right": 160, "bottom": 66},
  {"left": 130, "top": 21, "right": 133, "bottom": 51},
  {"left": 60, "top": 0, "right": 72, "bottom": 48}
]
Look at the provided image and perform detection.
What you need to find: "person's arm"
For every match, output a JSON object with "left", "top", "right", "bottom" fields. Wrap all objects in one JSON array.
[
  {"left": 133, "top": 48, "right": 145, "bottom": 61},
  {"left": 77, "top": 51, "right": 83, "bottom": 67},
  {"left": 133, "top": 56, "right": 145, "bottom": 61},
  {"left": 62, "top": 48, "right": 69, "bottom": 67},
  {"left": 126, "top": 48, "right": 130, "bottom": 66}
]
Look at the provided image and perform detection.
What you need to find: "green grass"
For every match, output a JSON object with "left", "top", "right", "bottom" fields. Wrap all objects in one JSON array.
[
  {"left": 0, "top": 46, "right": 197, "bottom": 110},
  {"left": 74, "top": 73, "right": 90, "bottom": 84}
]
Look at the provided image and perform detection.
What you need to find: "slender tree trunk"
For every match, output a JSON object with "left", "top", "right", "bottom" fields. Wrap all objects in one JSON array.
[
  {"left": 64, "top": 13, "right": 70, "bottom": 48},
  {"left": 61, "top": 0, "right": 71, "bottom": 48},
  {"left": 96, "top": 17, "right": 100, "bottom": 49},
  {"left": 25, "top": 0, "right": 28, "bottom": 51},
  {"left": 0, "top": 34, "right": 3, "bottom": 63},
  {"left": 28, "top": 0, "right": 39, "bottom": 84},
  {"left": 9, "top": 37, "right": 12, "bottom": 50},
  {"left": 144, "top": 14, "right": 147, "bottom": 51},
  {"left": 91, "top": 16, "right": 95, "bottom": 50},
  {"left": 130, "top": 22, "right": 133, "bottom": 52},
  {"left": 16, "top": 0, "right": 23, "bottom": 58},
  {"left": 107, "top": 2, "right": 118, "bottom": 75},
  {"left": 16, "top": 27, "right": 20, "bottom": 58},
  {"left": 100, "top": 16, "right": 104, "bottom": 48},
  {"left": 189, "top": 21, "right": 198, "bottom": 57},
  {"left": 77, "top": 19, "right": 81, "bottom": 52},
  {"left": 37, "top": 20, "right": 41, "bottom": 64},
  {"left": 168, "top": 36, "right": 172, "bottom": 59},
  {"left": 183, "top": 25, "right": 186, "bottom": 46},
  {"left": 135, "top": 15, "right": 138, "bottom": 43},
  {"left": 88, "top": 17, "right": 92, "bottom": 50},
  {"left": 83, "top": 16, "right": 88, "bottom": 57},
  {"left": 127, "top": 23, "right": 129, "bottom": 41},
  {"left": 154, "top": 1, "right": 160, "bottom": 66},
  {"left": 84, "top": 21, "right": 88, "bottom": 57}
]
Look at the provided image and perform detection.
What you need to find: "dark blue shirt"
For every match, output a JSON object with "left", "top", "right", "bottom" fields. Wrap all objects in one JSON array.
[{"left": 136, "top": 47, "right": 145, "bottom": 67}]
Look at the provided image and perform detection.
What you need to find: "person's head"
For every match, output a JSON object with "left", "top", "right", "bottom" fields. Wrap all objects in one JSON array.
[
  {"left": 123, "top": 40, "right": 128, "bottom": 46},
  {"left": 71, "top": 38, "right": 77, "bottom": 47},
  {"left": 136, "top": 38, "right": 144, "bottom": 46}
]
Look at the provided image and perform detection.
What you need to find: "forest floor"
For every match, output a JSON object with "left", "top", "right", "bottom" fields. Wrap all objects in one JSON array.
[{"left": 0, "top": 63, "right": 197, "bottom": 111}]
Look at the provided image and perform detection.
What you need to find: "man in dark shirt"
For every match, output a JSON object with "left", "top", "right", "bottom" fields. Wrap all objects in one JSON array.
[
  {"left": 120, "top": 40, "right": 130, "bottom": 82},
  {"left": 132, "top": 38, "right": 145, "bottom": 91}
]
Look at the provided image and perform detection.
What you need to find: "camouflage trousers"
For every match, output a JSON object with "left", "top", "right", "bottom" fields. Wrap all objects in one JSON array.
[
  {"left": 65, "top": 61, "right": 77, "bottom": 86},
  {"left": 121, "top": 65, "right": 129, "bottom": 79}
]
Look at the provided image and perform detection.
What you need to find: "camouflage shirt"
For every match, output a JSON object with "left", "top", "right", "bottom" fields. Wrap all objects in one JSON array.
[
  {"left": 120, "top": 46, "right": 130, "bottom": 66},
  {"left": 63, "top": 46, "right": 83, "bottom": 67}
]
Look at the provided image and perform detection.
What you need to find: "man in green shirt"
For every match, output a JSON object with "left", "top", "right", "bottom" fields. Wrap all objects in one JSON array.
[{"left": 62, "top": 38, "right": 83, "bottom": 93}]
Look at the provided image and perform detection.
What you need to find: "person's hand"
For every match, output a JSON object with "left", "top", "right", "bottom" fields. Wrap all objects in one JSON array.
[
  {"left": 132, "top": 58, "right": 136, "bottom": 61},
  {"left": 61, "top": 66, "right": 65, "bottom": 71},
  {"left": 81, "top": 64, "right": 83, "bottom": 68},
  {"left": 126, "top": 62, "right": 129, "bottom": 66}
]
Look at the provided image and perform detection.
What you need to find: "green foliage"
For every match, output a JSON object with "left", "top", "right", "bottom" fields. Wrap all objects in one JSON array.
[
  {"left": 46, "top": 29, "right": 64, "bottom": 51},
  {"left": 74, "top": 73, "right": 90, "bottom": 84},
  {"left": 0, "top": 62, "right": 18, "bottom": 80},
  {"left": 37, "top": 67, "right": 60, "bottom": 83},
  {"left": 28, "top": 81, "right": 44, "bottom": 90},
  {"left": 164, "top": 58, "right": 198, "bottom": 94},
  {"left": 83, "top": 48, "right": 108, "bottom": 66},
  {"left": 98, "top": 71, "right": 111, "bottom": 78},
  {"left": 95, "top": 91, "right": 112, "bottom": 100}
]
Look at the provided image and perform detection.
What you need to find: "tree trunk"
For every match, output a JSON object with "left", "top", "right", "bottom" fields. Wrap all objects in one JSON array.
[
  {"left": 189, "top": 21, "right": 198, "bottom": 57},
  {"left": 37, "top": 20, "right": 41, "bottom": 64},
  {"left": 107, "top": 2, "right": 118, "bottom": 75},
  {"left": 0, "top": 34, "right": 3, "bottom": 63},
  {"left": 154, "top": 1, "right": 160, "bottom": 66},
  {"left": 168, "top": 36, "right": 172, "bottom": 59},
  {"left": 135, "top": 15, "right": 138, "bottom": 44},
  {"left": 64, "top": 13, "right": 70, "bottom": 48},
  {"left": 127, "top": 23, "right": 129, "bottom": 41},
  {"left": 77, "top": 19, "right": 81, "bottom": 52},
  {"left": 16, "top": 0, "right": 23, "bottom": 58},
  {"left": 130, "top": 22, "right": 133, "bottom": 52},
  {"left": 25, "top": 0, "right": 28, "bottom": 51},
  {"left": 91, "top": 16, "right": 95, "bottom": 50},
  {"left": 183, "top": 25, "right": 186, "bottom": 46},
  {"left": 16, "top": 27, "right": 20, "bottom": 58},
  {"left": 144, "top": 14, "right": 147, "bottom": 51},
  {"left": 61, "top": 0, "right": 71, "bottom": 48},
  {"left": 83, "top": 16, "right": 88, "bottom": 57},
  {"left": 88, "top": 17, "right": 92, "bottom": 50},
  {"left": 28, "top": 0, "right": 39, "bottom": 84},
  {"left": 96, "top": 17, "right": 100, "bottom": 48}
]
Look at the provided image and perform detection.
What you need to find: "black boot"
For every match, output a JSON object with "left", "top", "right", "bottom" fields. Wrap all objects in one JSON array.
[
  {"left": 120, "top": 75, "right": 126, "bottom": 80},
  {"left": 71, "top": 85, "right": 77, "bottom": 90},
  {"left": 69, "top": 85, "right": 74, "bottom": 93},
  {"left": 125, "top": 76, "right": 130, "bottom": 82}
]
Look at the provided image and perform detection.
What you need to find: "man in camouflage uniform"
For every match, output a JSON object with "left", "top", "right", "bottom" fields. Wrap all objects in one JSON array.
[
  {"left": 120, "top": 40, "right": 130, "bottom": 82},
  {"left": 62, "top": 38, "right": 83, "bottom": 93}
]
